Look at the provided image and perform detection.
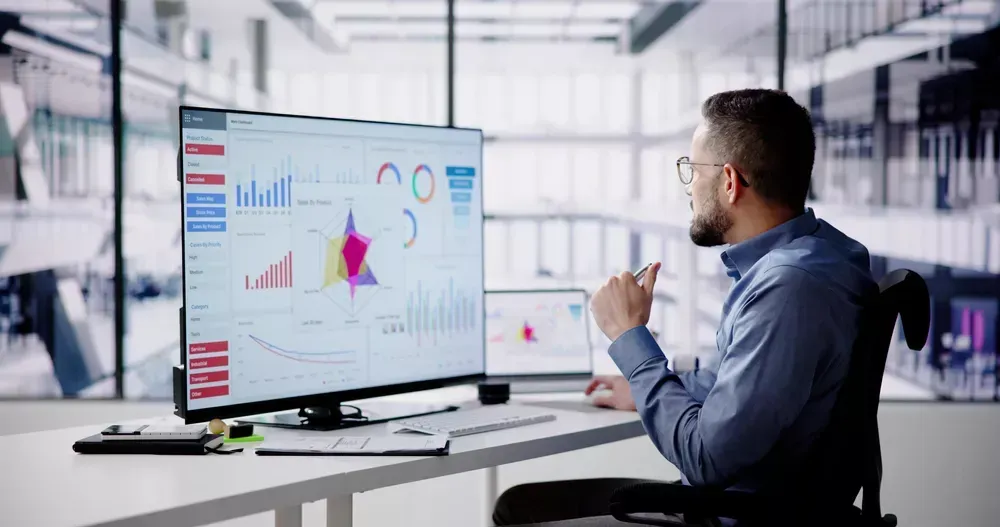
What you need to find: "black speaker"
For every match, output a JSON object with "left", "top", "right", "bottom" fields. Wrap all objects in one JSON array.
[{"left": 477, "top": 381, "right": 510, "bottom": 405}]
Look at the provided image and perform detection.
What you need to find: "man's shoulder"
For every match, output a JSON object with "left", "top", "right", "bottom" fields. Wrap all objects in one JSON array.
[
  {"left": 751, "top": 226, "right": 874, "bottom": 298},
  {"left": 749, "top": 258, "right": 828, "bottom": 292}
]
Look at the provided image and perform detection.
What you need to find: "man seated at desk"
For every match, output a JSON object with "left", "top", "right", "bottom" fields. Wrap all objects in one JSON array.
[{"left": 493, "top": 89, "right": 876, "bottom": 526}]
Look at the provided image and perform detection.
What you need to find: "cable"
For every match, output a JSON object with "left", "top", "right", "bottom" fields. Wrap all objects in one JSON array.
[
  {"left": 338, "top": 404, "right": 369, "bottom": 422},
  {"left": 206, "top": 446, "right": 244, "bottom": 455}
]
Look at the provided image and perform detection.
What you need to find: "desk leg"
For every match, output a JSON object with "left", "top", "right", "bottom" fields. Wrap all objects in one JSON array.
[
  {"left": 484, "top": 466, "right": 498, "bottom": 526},
  {"left": 275, "top": 505, "right": 302, "bottom": 527},
  {"left": 326, "top": 494, "right": 353, "bottom": 527}
]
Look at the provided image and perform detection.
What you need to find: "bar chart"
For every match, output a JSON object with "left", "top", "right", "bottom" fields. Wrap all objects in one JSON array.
[
  {"left": 236, "top": 165, "right": 292, "bottom": 210},
  {"left": 245, "top": 251, "right": 293, "bottom": 290},
  {"left": 293, "top": 165, "right": 364, "bottom": 185},
  {"left": 406, "top": 277, "right": 478, "bottom": 347}
]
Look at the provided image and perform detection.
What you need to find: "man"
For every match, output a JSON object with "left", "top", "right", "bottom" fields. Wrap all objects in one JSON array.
[{"left": 493, "top": 89, "right": 876, "bottom": 526}]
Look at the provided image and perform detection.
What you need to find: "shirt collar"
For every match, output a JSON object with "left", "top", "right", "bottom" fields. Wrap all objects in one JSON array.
[{"left": 720, "top": 208, "right": 820, "bottom": 278}]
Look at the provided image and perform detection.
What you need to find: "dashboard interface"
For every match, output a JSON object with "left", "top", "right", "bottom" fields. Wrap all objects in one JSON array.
[{"left": 180, "top": 109, "right": 484, "bottom": 410}]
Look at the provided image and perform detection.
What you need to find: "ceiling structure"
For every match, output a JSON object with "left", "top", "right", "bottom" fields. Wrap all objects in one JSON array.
[
  {"left": 3, "top": 0, "right": 998, "bottom": 89},
  {"left": 311, "top": 0, "right": 695, "bottom": 44}
]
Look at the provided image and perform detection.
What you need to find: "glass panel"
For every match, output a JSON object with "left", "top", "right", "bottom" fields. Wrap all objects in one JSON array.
[
  {"left": 540, "top": 220, "right": 570, "bottom": 277},
  {"left": 484, "top": 221, "right": 507, "bottom": 282},
  {"left": 287, "top": 72, "right": 318, "bottom": 116},
  {"left": 604, "top": 74, "right": 630, "bottom": 134},
  {"left": 0, "top": 4, "right": 115, "bottom": 398},
  {"left": 118, "top": 0, "right": 273, "bottom": 398},
  {"left": 641, "top": 148, "right": 666, "bottom": 205},
  {"left": 571, "top": 146, "right": 603, "bottom": 205},
  {"left": 321, "top": 73, "right": 351, "bottom": 119},
  {"left": 605, "top": 147, "right": 632, "bottom": 203},
  {"left": 456, "top": 73, "right": 479, "bottom": 129},
  {"left": 121, "top": 80, "right": 180, "bottom": 398},
  {"left": 480, "top": 74, "right": 509, "bottom": 132},
  {"left": 572, "top": 221, "right": 602, "bottom": 278},
  {"left": 537, "top": 146, "right": 570, "bottom": 203},
  {"left": 604, "top": 226, "right": 630, "bottom": 276},
  {"left": 574, "top": 73, "right": 602, "bottom": 133},
  {"left": 641, "top": 73, "right": 665, "bottom": 135},
  {"left": 510, "top": 75, "right": 539, "bottom": 131},
  {"left": 538, "top": 75, "right": 571, "bottom": 130},
  {"left": 641, "top": 234, "right": 664, "bottom": 270},
  {"left": 509, "top": 221, "right": 539, "bottom": 276}
]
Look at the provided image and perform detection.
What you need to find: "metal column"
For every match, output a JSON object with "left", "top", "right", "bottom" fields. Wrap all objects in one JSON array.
[
  {"left": 111, "top": 0, "right": 125, "bottom": 397},
  {"left": 249, "top": 19, "right": 269, "bottom": 105},
  {"left": 872, "top": 65, "right": 891, "bottom": 206},
  {"left": 447, "top": 0, "right": 455, "bottom": 127},
  {"left": 777, "top": 0, "right": 787, "bottom": 91}
]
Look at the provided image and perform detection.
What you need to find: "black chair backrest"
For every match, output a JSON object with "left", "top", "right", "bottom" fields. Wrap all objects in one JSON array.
[{"left": 799, "top": 269, "right": 929, "bottom": 519}]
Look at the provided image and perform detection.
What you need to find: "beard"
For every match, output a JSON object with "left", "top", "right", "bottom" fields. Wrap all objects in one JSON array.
[{"left": 689, "top": 194, "right": 732, "bottom": 247}]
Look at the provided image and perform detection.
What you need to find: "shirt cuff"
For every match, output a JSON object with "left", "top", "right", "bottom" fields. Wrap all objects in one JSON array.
[{"left": 609, "top": 326, "right": 665, "bottom": 378}]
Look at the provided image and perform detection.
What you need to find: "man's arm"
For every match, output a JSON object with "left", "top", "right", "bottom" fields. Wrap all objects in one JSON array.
[
  {"left": 609, "top": 267, "right": 831, "bottom": 487},
  {"left": 675, "top": 370, "right": 716, "bottom": 403}
]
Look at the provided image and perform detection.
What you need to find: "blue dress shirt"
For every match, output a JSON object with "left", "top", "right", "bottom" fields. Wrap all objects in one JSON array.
[{"left": 610, "top": 208, "right": 875, "bottom": 495}]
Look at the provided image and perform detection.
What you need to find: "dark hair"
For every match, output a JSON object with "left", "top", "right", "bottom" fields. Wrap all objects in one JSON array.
[{"left": 701, "top": 89, "right": 815, "bottom": 211}]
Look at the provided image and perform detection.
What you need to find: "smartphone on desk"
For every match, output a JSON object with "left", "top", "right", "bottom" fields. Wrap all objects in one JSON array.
[{"left": 101, "top": 424, "right": 147, "bottom": 436}]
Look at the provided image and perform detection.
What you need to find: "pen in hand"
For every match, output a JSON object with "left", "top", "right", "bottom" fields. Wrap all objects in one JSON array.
[{"left": 633, "top": 262, "right": 653, "bottom": 284}]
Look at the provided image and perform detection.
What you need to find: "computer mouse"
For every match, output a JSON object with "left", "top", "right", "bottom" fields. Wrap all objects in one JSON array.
[{"left": 585, "top": 389, "right": 615, "bottom": 407}]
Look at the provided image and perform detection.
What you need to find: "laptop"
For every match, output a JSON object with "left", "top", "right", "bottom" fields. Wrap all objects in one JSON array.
[{"left": 485, "top": 289, "right": 593, "bottom": 393}]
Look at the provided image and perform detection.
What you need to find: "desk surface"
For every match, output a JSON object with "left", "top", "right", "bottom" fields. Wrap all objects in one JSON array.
[{"left": 0, "top": 390, "right": 644, "bottom": 527}]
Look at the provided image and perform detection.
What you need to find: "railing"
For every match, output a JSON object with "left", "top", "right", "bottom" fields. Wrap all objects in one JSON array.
[{"left": 724, "top": 0, "right": 986, "bottom": 62}]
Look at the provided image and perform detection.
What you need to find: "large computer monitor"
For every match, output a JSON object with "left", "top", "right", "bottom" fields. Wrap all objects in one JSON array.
[{"left": 175, "top": 107, "right": 484, "bottom": 426}]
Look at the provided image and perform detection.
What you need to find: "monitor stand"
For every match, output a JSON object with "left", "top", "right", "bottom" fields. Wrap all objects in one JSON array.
[{"left": 236, "top": 401, "right": 459, "bottom": 431}]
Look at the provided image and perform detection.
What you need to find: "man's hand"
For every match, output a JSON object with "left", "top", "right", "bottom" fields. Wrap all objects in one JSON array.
[
  {"left": 585, "top": 375, "right": 636, "bottom": 411},
  {"left": 590, "top": 262, "right": 661, "bottom": 342}
]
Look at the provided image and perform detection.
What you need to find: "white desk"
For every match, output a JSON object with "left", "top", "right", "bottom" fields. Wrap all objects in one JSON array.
[{"left": 0, "top": 390, "right": 645, "bottom": 527}]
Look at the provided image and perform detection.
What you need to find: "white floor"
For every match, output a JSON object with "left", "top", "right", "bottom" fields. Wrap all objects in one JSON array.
[{"left": 880, "top": 373, "right": 937, "bottom": 400}]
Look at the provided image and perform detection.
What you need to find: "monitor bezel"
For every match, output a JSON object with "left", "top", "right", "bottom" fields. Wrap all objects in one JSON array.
[
  {"left": 483, "top": 288, "right": 594, "bottom": 379},
  {"left": 175, "top": 105, "right": 487, "bottom": 423}
]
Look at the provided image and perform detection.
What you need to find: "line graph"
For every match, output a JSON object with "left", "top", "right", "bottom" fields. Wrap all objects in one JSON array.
[
  {"left": 248, "top": 334, "right": 356, "bottom": 364},
  {"left": 230, "top": 323, "right": 367, "bottom": 394}
]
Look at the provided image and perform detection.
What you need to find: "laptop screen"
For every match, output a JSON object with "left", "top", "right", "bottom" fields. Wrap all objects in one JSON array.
[{"left": 485, "top": 290, "right": 592, "bottom": 376}]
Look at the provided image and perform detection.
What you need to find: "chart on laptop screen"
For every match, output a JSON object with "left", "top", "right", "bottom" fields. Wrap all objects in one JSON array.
[
  {"left": 485, "top": 291, "right": 591, "bottom": 376},
  {"left": 181, "top": 109, "right": 484, "bottom": 410}
]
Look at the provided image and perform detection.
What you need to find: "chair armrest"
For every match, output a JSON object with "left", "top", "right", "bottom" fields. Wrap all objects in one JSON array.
[
  {"left": 608, "top": 482, "right": 865, "bottom": 526},
  {"left": 608, "top": 481, "right": 771, "bottom": 526}
]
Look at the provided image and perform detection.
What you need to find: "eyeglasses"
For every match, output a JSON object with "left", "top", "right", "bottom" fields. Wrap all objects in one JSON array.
[{"left": 676, "top": 156, "right": 751, "bottom": 194}]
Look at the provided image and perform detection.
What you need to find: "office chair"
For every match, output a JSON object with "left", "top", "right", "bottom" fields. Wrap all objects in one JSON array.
[{"left": 607, "top": 269, "right": 930, "bottom": 527}]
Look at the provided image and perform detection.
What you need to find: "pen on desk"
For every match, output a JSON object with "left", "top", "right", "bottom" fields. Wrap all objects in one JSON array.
[{"left": 634, "top": 262, "right": 653, "bottom": 284}]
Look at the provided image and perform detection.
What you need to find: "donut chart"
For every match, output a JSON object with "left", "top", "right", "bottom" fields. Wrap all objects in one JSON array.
[
  {"left": 377, "top": 162, "right": 401, "bottom": 184},
  {"left": 412, "top": 164, "right": 435, "bottom": 203},
  {"left": 403, "top": 208, "right": 417, "bottom": 248}
]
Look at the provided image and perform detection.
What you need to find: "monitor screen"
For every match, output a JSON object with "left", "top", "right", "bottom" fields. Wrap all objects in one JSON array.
[
  {"left": 180, "top": 108, "right": 484, "bottom": 412},
  {"left": 485, "top": 290, "right": 592, "bottom": 376}
]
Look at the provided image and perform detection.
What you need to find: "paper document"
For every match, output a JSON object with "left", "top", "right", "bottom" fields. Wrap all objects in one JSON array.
[{"left": 255, "top": 435, "right": 449, "bottom": 456}]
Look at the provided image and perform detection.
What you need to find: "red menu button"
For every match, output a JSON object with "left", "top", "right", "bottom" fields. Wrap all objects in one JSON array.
[
  {"left": 190, "top": 356, "right": 229, "bottom": 370},
  {"left": 185, "top": 143, "right": 225, "bottom": 156},
  {"left": 191, "top": 385, "right": 230, "bottom": 399},
  {"left": 186, "top": 174, "right": 225, "bottom": 185},
  {"left": 190, "top": 371, "right": 229, "bottom": 385},
  {"left": 189, "top": 340, "right": 229, "bottom": 354}
]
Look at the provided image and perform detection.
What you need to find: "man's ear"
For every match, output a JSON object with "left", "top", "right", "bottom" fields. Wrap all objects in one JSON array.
[{"left": 723, "top": 164, "right": 741, "bottom": 204}]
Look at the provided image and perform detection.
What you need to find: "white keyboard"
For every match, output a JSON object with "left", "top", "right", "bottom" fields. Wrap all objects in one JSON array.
[{"left": 392, "top": 405, "right": 556, "bottom": 438}]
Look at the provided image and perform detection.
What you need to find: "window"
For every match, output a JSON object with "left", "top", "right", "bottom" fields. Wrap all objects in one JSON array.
[
  {"left": 574, "top": 73, "right": 602, "bottom": 133},
  {"left": 540, "top": 221, "right": 571, "bottom": 276}
]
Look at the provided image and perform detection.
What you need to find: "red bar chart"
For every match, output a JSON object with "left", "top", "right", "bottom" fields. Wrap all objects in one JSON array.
[{"left": 246, "top": 251, "right": 293, "bottom": 290}]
